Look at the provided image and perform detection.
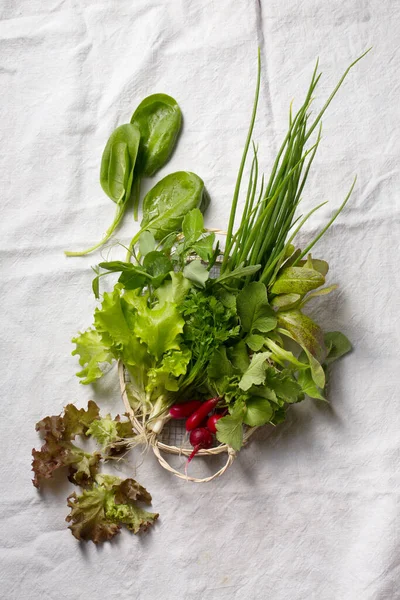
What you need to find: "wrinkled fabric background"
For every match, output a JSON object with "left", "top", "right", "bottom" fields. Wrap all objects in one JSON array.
[{"left": 1, "top": 1, "right": 399, "bottom": 598}]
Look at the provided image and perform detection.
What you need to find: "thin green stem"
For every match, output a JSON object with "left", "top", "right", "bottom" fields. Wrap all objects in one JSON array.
[
  {"left": 221, "top": 48, "right": 261, "bottom": 273},
  {"left": 65, "top": 202, "right": 126, "bottom": 257}
]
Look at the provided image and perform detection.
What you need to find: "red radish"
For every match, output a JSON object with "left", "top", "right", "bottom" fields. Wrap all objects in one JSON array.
[
  {"left": 206, "top": 413, "right": 224, "bottom": 434},
  {"left": 185, "top": 397, "right": 220, "bottom": 431},
  {"left": 169, "top": 400, "right": 202, "bottom": 419},
  {"left": 187, "top": 427, "right": 214, "bottom": 463}
]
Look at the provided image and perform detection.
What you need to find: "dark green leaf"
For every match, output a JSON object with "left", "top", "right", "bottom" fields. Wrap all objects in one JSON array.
[
  {"left": 100, "top": 124, "right": 140, "bottom": 204},
  {"left": 143, "top": 251, "right": 172, "bottom": 287},
  {"left": 131, "top": 93, "right": 182, "bottom": 177},
  {"left": 140, "top": 171, "right": 209, "bottom": 241}
]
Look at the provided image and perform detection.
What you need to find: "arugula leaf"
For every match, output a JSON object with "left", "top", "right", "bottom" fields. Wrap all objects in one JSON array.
[
  {"left": 237, "top": 281, "right": 277, "bottom": 333},
  {"left": 208, "top": 347, "right": 235, "bottom": 381},
  {"left": 142, "top": 251, "right": 172, "bottom": 287},
  {"left": 244, "top": 397, "right": 274, "bottom": 427},
  {"left": 245, "top": 333, "right": 265, "bottom": 351},
  {"left": 265, "top": 368, "right": 304, "bottom": 404},
  {"left": 239, "top": 352, "right": 270, "bottom": 391},
  {"left": 324, "top": 331, "right": 352, "bottom": 365},
  {"left": 191, "top": 233, "right": 215, "bottom": 261},
  {"left": 72, "top": 329, "right": 113, "bottom": 385},
  {"left": 183, "top": 259, "right": 209, "bottom": 288},
  {"left": 297, "top": 368, "right": 326, "bottom": 401},
  {"left": 227, "top": 340, "right": 250, "bottom": 373},
  {"left": 66, "top": 474, "right": 158, "bottom": 543}
]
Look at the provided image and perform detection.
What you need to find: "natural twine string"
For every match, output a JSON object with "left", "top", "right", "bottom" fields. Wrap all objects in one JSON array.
[{"left": 118, "top": 360, "right": 257, "bottom": 483}]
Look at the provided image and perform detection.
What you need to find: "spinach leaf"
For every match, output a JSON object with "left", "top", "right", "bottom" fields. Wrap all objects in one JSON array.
[
  {"left": 100, "top": 123, "right": 140, "bottom": 204},
  {"left": 138, "top": 171, "right": 210, "bottom": 243},
  {"left": 65, "top": 123, "right": 140, "bottom": 257},
  {"left": 131, "top": 93, "right": 182, "bottom": 219}
]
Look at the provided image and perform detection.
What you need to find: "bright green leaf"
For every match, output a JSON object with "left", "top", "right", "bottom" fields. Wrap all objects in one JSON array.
[
  {"left": 244, "top": 397, "right": 274, "bottom": 427},
  {"left": 239, "top": 352, "right": 270, "bottom": 391},
  {"left": 183, "top": 259, "right": 209, "bottom": 288},
  {"left": 182, "top": 208, "right": 204, "bottom": 245},
  {"left": 324, "top": 331, "right": 352, "bottom": 365}
]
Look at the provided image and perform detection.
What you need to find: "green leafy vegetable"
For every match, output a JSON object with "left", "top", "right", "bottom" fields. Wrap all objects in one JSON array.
[
  {"left": 183, "top": 259, "right": 209, "bottom": 288},
  {"left": 71, "top": 330, "right": 113, "bottom": 384},
  {"left": 216, "top": 402, "right": 246, "bottom": 451},
  {"left": 65, "top": 123, "right": 140, "bottom": 257},
  {"left": 239, "top": 352, "right": 270, "bottom": 391},
  {"left": 126, "top": 171, "right": 210, "bottom": 259},
  {"left": 324, "top": 331, "right": 352, "bottom": 365},
  {"left": 66, "top": 474, "right": 158, "bottom": 543},
  {"left": 237, "top": 281, "right": 277, "bottom": 333},
  {"left": 244, "top": 397, "right": 274, "bottom": 427},
  {"left": 131, "top": 93, "right": 182, "bottom": 219}
]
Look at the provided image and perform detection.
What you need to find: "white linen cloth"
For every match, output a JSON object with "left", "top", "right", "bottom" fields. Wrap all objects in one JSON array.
[{"left": 1, "top": 1, "right": 399, "bottom": 598}]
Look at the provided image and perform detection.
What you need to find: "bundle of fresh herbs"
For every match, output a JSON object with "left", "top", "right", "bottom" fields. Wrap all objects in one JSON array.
[
  {"left": 34, "top": 50, "right": 367, "bottom": 542},
  {"left": 70, "top": 50, "right": 365, "bottom": 449}
]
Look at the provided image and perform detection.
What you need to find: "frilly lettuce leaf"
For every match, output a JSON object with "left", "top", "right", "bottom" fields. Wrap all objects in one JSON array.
[
  {"left": 72, "top": 329, "right": 113, "bottom": 384},
  {"left": 32, "top": 438, "right": 100, "bottom": 488},
  {"left": 86, "top": 414, "right": 134, "bottom": 454},
  {"left": 133, "top": 301, "right": 185, "bottom": 360},
  {"left": 66, "top": 474, "right": 158, "bottom": 543},
  {"left": 32, "top": 401, "right": 103, "bottom": 488},
  {"left": 146, "top": 348, "right": 191, "bottom": 393}
]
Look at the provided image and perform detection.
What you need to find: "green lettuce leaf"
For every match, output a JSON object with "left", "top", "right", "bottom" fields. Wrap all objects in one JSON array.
[
  {"left": 72, "top": 329, "right": 113, "bottom": 384},
  {"left": 146, "top": 348, "right": 192, "bottom": 393},
  {"left": 134, "top": 300, "right": 185, "bottom": 360}
]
